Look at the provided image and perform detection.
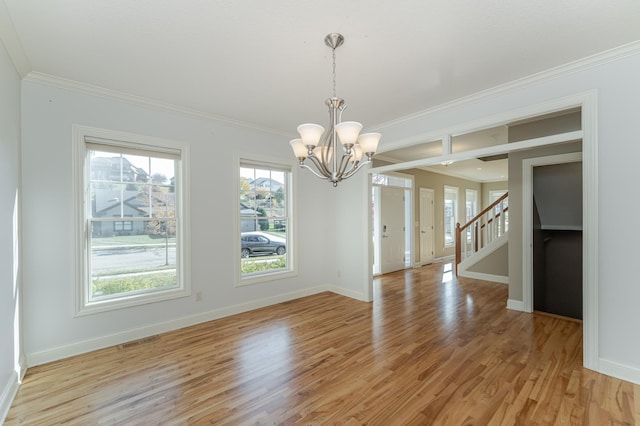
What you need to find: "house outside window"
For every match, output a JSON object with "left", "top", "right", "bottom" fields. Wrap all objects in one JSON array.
[
  {"left": 238, "top": 156, "right": 295, "bottom": 285},
  {"left": 444, "top": 186, "right": 458, "bottom": 247},
  {"left": 74, "top": 126, "right": 190, "bottom": 315}
]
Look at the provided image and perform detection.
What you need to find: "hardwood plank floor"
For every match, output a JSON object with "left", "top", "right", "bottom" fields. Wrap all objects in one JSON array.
[{"left": 6, "top": 262, "right": 639, "bottom": 425}]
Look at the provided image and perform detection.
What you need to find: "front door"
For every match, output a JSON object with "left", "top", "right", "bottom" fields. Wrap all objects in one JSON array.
[{"left": 380, "top": 186, "right": 406, "bottom": 274}]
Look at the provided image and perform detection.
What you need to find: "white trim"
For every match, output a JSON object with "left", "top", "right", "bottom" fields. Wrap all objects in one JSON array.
[
  {"left": 458, "top": 271, "right": 508, "bottom": 284},
  {"left": 373, "top": 130, "right": 583, "bottom": 175},
  {"left": 506, "top": 299, "right": 525, "bottom": 311},
  {"left": 599, "top": 359, "right": 640, "bottom": 386},
  {"left": 28, "top": 285, "right": 336, "bottom": 367},
  {"left": 72, "top": 125, "right": 191, "bottom": 316},
  {"left": 372, "top": 41, "right": 640, "bottom": 133},
  {"left": 581, "top": 94, "right": 599, "bottom": 371},
  {"left": 0, "top": 2, "right": 31, "bottom": 76},
  {"left": 25, "top": 72, "right": 289, "bottom": 136},
  {"left": 540, "top": 225, "right": 582, "bottom": 231},
  {"left": 364, "top": 170, "right": 374, "bottom": 302},
  {"left": 328, "top": 285, "right": 367, "bottom": 302},
  {"left": 0, "top": 371, "right": 20, "bottom": 424},
  {"left": 377, "top": 91, "right": 590, "bottom": 155}
]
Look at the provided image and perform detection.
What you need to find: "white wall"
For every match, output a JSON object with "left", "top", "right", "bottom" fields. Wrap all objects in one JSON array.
[
  {"left": 20, "top": 79, "right": 336, "bottom": 364},
  {"left": 334, "top": 170, "right": 371, "bottom": 301},
  {"left": 364, "top": 49, "right": 640, "bottom": 382},
  {"left": 0, "top": 39, "right": 23, "bottom": 421}
]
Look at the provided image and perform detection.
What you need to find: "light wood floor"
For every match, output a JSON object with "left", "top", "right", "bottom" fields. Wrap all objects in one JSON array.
[{"left": 6, "top": 262, "right": 640, "bottom": 425}]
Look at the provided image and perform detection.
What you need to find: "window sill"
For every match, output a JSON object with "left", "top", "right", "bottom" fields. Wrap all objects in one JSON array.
[
  {"left": 236, "top": 269, "right": 297, "bottom": 287},
  {"left": 75, "top": 287, "right": 191, "bottom": 316}
]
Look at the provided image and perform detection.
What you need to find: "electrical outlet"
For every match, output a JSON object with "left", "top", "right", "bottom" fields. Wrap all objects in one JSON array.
[{"left": 195, "top": 291, "right": 202, "bottom": 302}]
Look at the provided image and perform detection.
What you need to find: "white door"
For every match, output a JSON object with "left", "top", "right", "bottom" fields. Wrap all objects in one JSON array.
[
  {"left": 419, "top": 188, "right": 435, "bottom": 265},
  {"left": 380, "top": 186, "right": 406, "bottom": 274}
]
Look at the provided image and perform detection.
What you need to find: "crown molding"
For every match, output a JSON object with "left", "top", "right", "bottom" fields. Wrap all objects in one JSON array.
[
  {"left": 0, "top": 1, "right": 31, "bottom": 76},
  {"left": 22, "top": 71, "right": 290, "bottom": 137},
  {"left": 373, "top": 40, "right": 640, "bottom": 131}
]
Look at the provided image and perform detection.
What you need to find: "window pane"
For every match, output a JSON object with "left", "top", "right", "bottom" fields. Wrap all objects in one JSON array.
[
  {"left": 90, "top": 221, "right": 177, "bottom": 301},
  {"left": 444, "top": 186, "right": 458, "bottom": 247},
  {"left": 89, "top": 148, "right": 179, "bottom": 302},
  {"left": 240, "top": 163, "right": 289, "bottom": 278}
]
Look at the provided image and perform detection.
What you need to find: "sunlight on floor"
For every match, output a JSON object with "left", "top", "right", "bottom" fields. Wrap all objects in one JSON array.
[{"left": 442, "top": 262, "right": 453, "bottom": 283}]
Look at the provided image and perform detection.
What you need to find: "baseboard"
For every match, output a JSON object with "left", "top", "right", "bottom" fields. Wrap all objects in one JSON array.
[
  {"left": 599, "top": 358, "right": 640, "bottom": 385},
  {"left": 507, "top": 299, "right": 525, "bottom": 311},
  {"left": 27, "top": 285, "right": 333, "bottom": 367},
  {"left": 457, "top": 270, "right": 508, "bottom": 284},
  {"left": 0, "top": 371, "right": 20, "bottom": 424},
  {"left": 328, "top": 286, "right": 367, "bottom": 302}
]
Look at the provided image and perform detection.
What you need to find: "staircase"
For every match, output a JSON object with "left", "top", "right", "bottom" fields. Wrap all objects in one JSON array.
[{"left": 455, "top": 193, "right": 509, "bottom": 280}]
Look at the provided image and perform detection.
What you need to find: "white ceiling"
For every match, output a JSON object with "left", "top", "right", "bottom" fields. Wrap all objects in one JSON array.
[{"left": 2, "top": 1, "right": 640, "bottom": 141}]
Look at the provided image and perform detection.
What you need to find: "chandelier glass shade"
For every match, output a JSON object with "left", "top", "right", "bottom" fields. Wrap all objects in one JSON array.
[{"left": 290, "top": 33, "right": 381, "bottom": 187}]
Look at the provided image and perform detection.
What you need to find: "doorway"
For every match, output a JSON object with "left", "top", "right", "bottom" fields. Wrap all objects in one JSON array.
[
  {"left": 522, "top": 152, "right": 583, "bottom": 316},
  {"left": 419, "top": 188, "right": 435, "bottom": 265},
  {"left": 372, "top": 173, "right": 413, "bottom": 275}
]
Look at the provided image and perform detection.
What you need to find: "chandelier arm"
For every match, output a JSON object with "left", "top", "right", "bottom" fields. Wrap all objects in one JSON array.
[
  {"left": 298, "top": 163, "right": 329, "bottom": 180},
  {"left": 316, "top": 144, "right": 334, "bottom": 178},
  {"left": 306, "top": 154, "right": 331, "bottom": 177},
  {"left": 336, "top": 152, "right": 354, "bottom": 178},
  {"left": 341, "top": 159, "right": 371, "bottom": 180}
]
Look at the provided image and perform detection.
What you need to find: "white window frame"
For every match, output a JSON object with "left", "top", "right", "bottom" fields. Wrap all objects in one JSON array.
[
  {"left": 235, "top": 153, "right": 297, "bottom": 286},
  {"left": 444, "top": 185, "right": 459, "bottom": 248},
  {"left": 465, "top": 189, "right": 478, "bottom": 242},
  {"left": 73, "top": 125, "right": 191, "bottom": 315}
]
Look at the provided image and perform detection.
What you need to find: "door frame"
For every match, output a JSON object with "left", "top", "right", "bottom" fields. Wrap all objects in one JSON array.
[
  {"left": 368, "top": 91, "right": 597, "bottom": 371},
  {"left": 371, "top": 172, "right": 414, "bottom": 275},
  {"left": 522, "top": 152, "right": 582, "bottom": 312}
]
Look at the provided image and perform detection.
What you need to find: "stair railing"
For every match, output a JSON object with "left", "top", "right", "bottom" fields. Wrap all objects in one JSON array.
[{"left": 455, "top": 192, "right": 508, "bottom": 274}]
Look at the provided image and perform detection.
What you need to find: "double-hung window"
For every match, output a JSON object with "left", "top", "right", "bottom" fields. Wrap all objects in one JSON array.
[
  {"left": 444, "top": 186, "right": 458, "bottom": 248},
  {"left": 74, "top": 126, "right": 190, "bottom": 314},
  {"left": 237, "top": 156, "right": 294, "bottom": 284},
  {"left": 465, "top": 189, "right": 478, "bottom": 243}
]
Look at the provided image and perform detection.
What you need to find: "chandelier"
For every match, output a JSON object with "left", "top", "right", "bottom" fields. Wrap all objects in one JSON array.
[{"left": 289, "top": 33, "right": 381, "bottom": 187}]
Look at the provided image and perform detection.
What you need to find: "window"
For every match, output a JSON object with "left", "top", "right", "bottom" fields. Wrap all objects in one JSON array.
[
  {"left": 74, "top": 126, "right": 190, "bottom": 314},
  {"left": 113, "top": 215, "right": 133, "bottom": 233},
  {"left": 444, "top": 186, "right": 458, "bottom": 247},
  {"left": 465, "top": 189, "right": 478, "bottom": 242},
  {"left": 489, "top": 189, "right": 509, "bottom": 234},
  {"left": 238, "top": 156, "right": 294, "bottom": 284}
]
